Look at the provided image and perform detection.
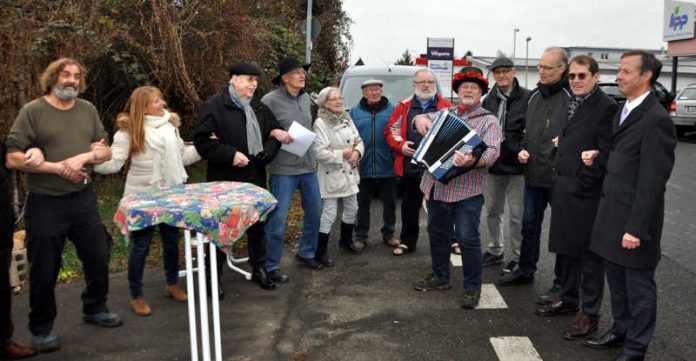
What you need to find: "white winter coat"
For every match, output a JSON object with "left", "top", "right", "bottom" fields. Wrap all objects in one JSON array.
[
  {"left": 312, "top": 110, "right": 364, "bottom": 198},
  {"left": 94, "top": 113, "right": 201, "bottom": 195}
]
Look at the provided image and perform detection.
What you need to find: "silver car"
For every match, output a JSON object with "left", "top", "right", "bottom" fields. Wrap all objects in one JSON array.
[{"left": 670, "top": 84, "right": 696, "bottom": 136}]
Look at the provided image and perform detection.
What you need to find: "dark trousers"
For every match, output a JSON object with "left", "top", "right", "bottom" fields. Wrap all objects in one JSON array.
[
  {"left": 399, "top": 177, "right": 424, "bottom": 250},
  {"left": 211, "top": 221, "right": 267, "bottom": 275},
  {"left": 427, "top": 195, "right": 484, "bottom": 291},
  {"left": 556, "top": 252, "right": 605, "bottom": 319},
  {"left": 355, "top": 177, "right": 397, "bottom": 241},
  {"left": 25, "top": 190, "right": 112, "bottom": 336},
  {"left": 605, "top": 260, "right": 657, "bottom": 358},
  {"left": 128, "top": 224, "right": 180, "bottom": 298},
  {"left": 0, "top": 230, "right": 12, "bottom": 343}
]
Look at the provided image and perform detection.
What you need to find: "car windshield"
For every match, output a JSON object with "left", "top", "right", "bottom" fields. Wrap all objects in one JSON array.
[
  {"left": 678, "top": 88, "right": 696, "bottom": 100},
  {"left": 600, "top": 84, "right": 624, "bottom": 98},
  {"left": 341, "top": 75, "right": 416, "bottom": 108}
]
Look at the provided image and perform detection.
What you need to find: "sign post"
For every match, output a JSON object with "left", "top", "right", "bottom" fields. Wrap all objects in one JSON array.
[{"left": 427, "top": 38, "right": 455, "bottom": 99}]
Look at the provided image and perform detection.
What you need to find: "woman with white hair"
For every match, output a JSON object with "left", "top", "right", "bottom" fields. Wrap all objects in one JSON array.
[{"left": 312, "top": 86, "right": 364, "bottom": 266}]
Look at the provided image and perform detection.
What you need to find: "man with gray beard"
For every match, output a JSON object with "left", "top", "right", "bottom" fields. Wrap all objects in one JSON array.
[
  {"left": 6, "top": 58, "right": 119, "bottom": 353},
  {"left": 385, "top": 69, "right": 452, "bottom": 255}
]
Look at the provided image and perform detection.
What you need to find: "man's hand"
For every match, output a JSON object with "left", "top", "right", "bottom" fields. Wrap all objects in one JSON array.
[
  {"left": 552, "top": 136, "right": 559, "bottom": 148},
  {"left": 453, "top": 150, "right": 475, "bottom": 168},
  {"left": 56, "top": 162, "right": 89, "bottom": 183},
  {"left": 401, "top": 141, "right": 415, "bottom": 157},
  {"left": 233, "top": 151, "right": 249, "bottom": 167},
  {"left": 23, "top": 147, "right": 44, "bottom": 168},
  {"left": 518, "top": 149, "right": 530, "bottom": 164},
  {"left": 270, "top": 129, "right": 294, "bottom": 144},
  {"left": 621, "top": 232, "right": 641, "bottom": 250},
  {"left": 413, "top": 115, "right": 432, "bottom": 136},
  {"left": 90, "top": 139, "right": 107, "bottom": 152},
  {"left": 62, "top": 152, "right": 90, "bottom": 174},
  {"left": 581, "top": 150, "right": 599, "bottom": 166}
]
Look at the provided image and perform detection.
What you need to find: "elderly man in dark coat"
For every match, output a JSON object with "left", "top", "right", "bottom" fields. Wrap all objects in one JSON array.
[
  {"left": 583, "top": 51, "right": 677, "bottom": 361},
  {"left": 534, "top": 56, "right": 617, "bottom": 341}
]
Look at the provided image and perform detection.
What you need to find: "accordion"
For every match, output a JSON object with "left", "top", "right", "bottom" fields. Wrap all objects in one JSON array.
[{"left": 412, "top": 110, "right": 487, "bottom": 183}]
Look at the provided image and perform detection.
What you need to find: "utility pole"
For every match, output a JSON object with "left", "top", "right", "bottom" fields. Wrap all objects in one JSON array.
[
  {"left": 305, "top": 0, "right": 313, "bottom": 66},
  {"left": 513, "top": 28, "right": 519, "bottom": 59}
]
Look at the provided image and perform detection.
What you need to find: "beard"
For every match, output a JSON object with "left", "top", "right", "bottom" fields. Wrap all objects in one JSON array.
[
  {"left": 52, "top": 83, "right": 79, "bottom": 100},
  {"left": 459, "top": 97, "right": 477, "bottom": 106},
  {"left": 414, "top": 88, "right": 436, "bottom": 101}
]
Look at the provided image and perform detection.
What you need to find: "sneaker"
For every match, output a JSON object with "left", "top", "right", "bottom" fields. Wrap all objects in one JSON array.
[
  {"left": 482, "top": 251, "right": 504, "bottom": 266},
  {"left": 413, "top": 273, "right": 451, "bottom": 292},
  {"left": 501, "top": 260, "right": 518, "bottom": 274},
  {"left": 130, "top": 298, "right": 152, "bottom": 316},
  {"left": 165, "top": 284, "right": 188, "bottom": 302},
  {"left": 83, "top": 311, "right": 123, "bottom": 328},
  {"left": 32, "top": 331, "right": 60, "bottom": 353},
  {"left": 295, "top": 254, "right": 324, "bottom": 270},
  {"left": 461, "top": 289, "right": 481, "bottom": 309}
]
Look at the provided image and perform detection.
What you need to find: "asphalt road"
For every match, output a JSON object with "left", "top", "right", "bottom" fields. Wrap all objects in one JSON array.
[{"left": 7, "top": 134, "right": 696, "bottom": 361}]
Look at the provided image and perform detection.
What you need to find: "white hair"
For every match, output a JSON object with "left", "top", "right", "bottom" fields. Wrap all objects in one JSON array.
[{"left": 317, "top": 86, "right": 340, "bottom": 108}]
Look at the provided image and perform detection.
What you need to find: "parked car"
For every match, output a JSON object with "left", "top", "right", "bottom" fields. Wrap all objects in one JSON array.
[
  {"left": 598, "top": 81, "right": 674, "bottom": 111},
  {"left": 338, "top": 65, "right": 442, "bottom": 109},
  {"left": 670, "top": 83, "right": 696, "bottom": 136}
]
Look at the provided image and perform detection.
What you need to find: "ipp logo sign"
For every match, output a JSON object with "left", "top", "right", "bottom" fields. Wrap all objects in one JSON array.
[
  {"left": 663, "top": 0, "right": 695, "bottom": 42},
  {"left": 670, "top": 5, "right": 689, "bottom": 31}
]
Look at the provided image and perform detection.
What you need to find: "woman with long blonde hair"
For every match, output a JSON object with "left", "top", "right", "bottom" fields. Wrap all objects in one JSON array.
[{"left": 95, "top": 86, "right": 200, "bottom": 316}]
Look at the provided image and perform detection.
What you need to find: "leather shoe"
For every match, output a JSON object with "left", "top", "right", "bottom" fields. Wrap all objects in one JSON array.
[
  {"left": 563, "top": 314, "right": 598, "bottom": 340},
  {"left": 536, "top": 288, "right": 558, "bottom": 305},
  {"left": 614, "top": 354, "right": 644, "bottom": 361},
  {"left": 339, "top": 241, "right": 364, "bottom": 254},
  {"left": 0, "top": 341, "right": 36, "bottom": 359},
  {"left": 498, "top": 268, "right": 534, "bottom": 286},
  {"left": 267, "top": 269, "right": 289, "bottom": 284},
  {"left": 535, "top": 299, "right": 579, "bottom": 316},
  {"left": 251, "top": 268, "right": 277, "bottom": 290},
  {"left": 583, "top": 329, "right": 625, "bottom": 349},
  {"left": 295, "top": 254, "right": 324, "bottom": 270}
]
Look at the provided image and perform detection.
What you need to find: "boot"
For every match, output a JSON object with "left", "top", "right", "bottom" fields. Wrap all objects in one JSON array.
[
  {"left": 251, "top": 268, "right": 277, "bottom": 290},
  {"left": 315, "top": 232, "right": 334, "bottom": 267},
  {"left": 339, "top": 222, "right": 363, "bottom": 254},
  {"left": 205, "top": 248, "right": 225, "bottom": 300}
]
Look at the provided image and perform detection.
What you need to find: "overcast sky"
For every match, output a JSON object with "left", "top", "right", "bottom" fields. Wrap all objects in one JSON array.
[{"left": 341, "top": 0, "right": 668, "bottom": 65}]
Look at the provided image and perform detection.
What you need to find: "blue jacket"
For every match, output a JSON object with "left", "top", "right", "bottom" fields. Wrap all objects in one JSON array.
[{"left": 349, "top": 97, "right": 396, "bottom": 178}]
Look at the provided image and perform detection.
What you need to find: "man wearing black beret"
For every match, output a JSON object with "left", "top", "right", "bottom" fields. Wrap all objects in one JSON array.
[{"left": 193, "top": 62, "right": 292, "bottom": 294}]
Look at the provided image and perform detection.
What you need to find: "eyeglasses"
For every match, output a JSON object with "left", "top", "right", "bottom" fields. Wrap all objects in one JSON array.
[
  {"left": 414, "top": 80, "right": 436, "bottom": 86},
  {"left": 493, "top": 68, "right": 513, "bottom": 75},
  {"left": 568, "top": 72, "right": 592, "bottom": 80},
  {"left": 327, "top": 96, "right": 343, "bottom": 102},
  {"left": 536, "top": 64, "right": 563, "bottom": 71}
]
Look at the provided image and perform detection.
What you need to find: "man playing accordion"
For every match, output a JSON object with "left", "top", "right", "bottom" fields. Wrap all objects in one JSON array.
[{"left": 412, "top": 67, "right": 502, "bottom": 309}]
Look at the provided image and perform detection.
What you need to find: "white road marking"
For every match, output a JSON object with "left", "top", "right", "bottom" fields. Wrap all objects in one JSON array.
[
  {"left": 476, "top": 284, "right": 508, "bottom": 309},
  {"left": 489, "top": 336, "right": 543, "bottom": 361}
]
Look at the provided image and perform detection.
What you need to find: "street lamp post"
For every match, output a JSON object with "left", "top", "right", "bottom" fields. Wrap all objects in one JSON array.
[
  {"left": 525, "top": 36, "right": 532, "bottom": 88},
  {"left": 513, "top": 28, "right": 519, "bottom": 59}
]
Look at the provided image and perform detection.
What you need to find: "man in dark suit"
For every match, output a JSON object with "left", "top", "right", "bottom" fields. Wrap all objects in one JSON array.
[
  {"left": 584, "top": 51, "right": 677, "bottom": 361},
  {"left": 535, "top": 56, "right": 617, "bottom": 342}
]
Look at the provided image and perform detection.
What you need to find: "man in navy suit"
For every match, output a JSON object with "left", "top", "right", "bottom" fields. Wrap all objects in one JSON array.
[{"left": 584, "top": 51, "right": 677, "bottom": 361}]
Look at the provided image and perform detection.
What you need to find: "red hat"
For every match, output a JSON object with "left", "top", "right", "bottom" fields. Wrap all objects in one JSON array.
[{"left": 452, "top": 66, "right": 489, "bottom": 95}]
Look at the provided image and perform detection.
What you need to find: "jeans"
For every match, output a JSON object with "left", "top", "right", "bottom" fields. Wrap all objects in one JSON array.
[
  {"left": 265, "top": 173, "right": 321, "bottom": 272},
  {"left": 484, "top": 174, "right": 524, "bottom": 260},
  {"left": 127, "top": 224, "right": 180, "bottom": 298},
  {"left": 25, "top": 190, "right": 112, "bottom": 336},
  {"left": 355, "top": 177, "right": 397, "bottom": 241},
  {"left": 319, "top": 195, "right": 358, "bottom": 234},
  {"left": 399, "top": 176, "right": 424, "bottom": 251},
  {"left": 427, "top": 195, "right": 484, "bottom": 291},
  {"left": 518, "top": 184, "right": 551, "bottom": 276}
]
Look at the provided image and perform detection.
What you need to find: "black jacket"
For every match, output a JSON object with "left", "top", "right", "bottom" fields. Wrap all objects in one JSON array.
[
  {"left": 482, "top": 78, "right": 531, "bottom": 175},
  {"left": 589, "top": 93, "right": 677, "bottom": 268},
  {"left": 521, "top": 80, "right": 572, "bottom": 187},
  {"left": 548, "top": 89, "right": 617, "bottom": 257},
  {"left": 193, "top": 87, "right": 282, "bottom": 187}
]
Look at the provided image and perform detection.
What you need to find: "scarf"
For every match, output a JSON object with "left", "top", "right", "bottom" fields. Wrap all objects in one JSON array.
[
  {"left": 318, "top": 107, "right": 361, "bottom": 144},
  {"left": 567, "top": 85, "right": 597, "bottom": 121},
  {"left": 537, "top": 75, "right": 569, "bottom": 98},
  {"left": 228, "top": 84, "right": 263, "bottom": 156},
  {"left": 143, "top": 109, "right": 188, "bottom": 186},
  {"left": 495, "top": 86, "right": 510, "bottom": 141}
]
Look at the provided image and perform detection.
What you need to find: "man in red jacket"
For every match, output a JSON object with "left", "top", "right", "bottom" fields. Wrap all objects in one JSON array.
[{"left": 385, "top": 69, "right": 451, "bottom": 255}]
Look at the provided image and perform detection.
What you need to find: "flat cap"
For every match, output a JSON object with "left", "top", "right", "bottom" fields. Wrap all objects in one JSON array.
[
  {"left": 490, "top": 57, "right": 515, "bottom": 71},
  {"left": 228, "top": 62, "right": 261, "bottom": 77},
  {"left": 361, "top": 79, "right": 383, "bottom": 89}
]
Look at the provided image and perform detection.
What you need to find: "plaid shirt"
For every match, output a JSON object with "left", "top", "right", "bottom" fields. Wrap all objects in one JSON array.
[{"left": 420, "top": 105, "right": 502, "bottom": 203}]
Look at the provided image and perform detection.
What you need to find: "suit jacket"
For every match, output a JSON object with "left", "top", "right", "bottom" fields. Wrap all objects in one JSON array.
[
  {"left": 589, "top": 93, "right": 677, "bottom": 268},
  {"left": 549, "top": 90, "right": 617, "bottom": 257}
]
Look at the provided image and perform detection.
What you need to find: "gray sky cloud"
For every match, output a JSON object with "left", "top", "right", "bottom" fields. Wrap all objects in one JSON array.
[{"left": 342, "top": 0, "right": 667, "bottom": 65}]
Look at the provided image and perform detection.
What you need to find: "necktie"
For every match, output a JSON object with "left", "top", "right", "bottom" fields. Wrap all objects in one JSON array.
[{"left": 619, "top": 106, "right": 629, "bottom": 125}]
